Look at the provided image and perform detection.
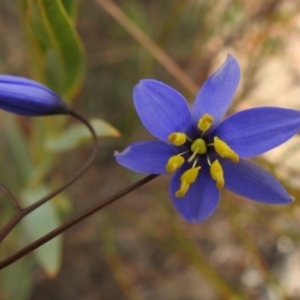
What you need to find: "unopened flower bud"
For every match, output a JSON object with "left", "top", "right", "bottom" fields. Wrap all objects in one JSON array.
[{"left": 0, "top": 75, "right": 68, "bottom": 116}]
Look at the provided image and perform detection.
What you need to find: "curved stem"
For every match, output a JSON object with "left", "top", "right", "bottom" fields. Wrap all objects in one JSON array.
[
  {"left": 0, "top": 174, "right": 158, "bottom": 270},
  {"left": 25, "top": 109, "right": 98, "bottom": 212},
  {"left": 0, "top": 109, "right": 98, "bottom": 243}
]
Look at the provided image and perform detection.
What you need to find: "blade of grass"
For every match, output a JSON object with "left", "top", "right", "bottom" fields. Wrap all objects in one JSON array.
[{"left": 95, "top": 0, "right": 198, "bottom": 96}]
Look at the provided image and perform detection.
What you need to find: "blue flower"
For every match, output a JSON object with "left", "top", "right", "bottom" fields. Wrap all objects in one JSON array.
[
  {"left": 0, "top": 75, "right": 68, "bottom": 116},
  {"left": 115, "top": 55, "right": 300, "bottom": 223}
]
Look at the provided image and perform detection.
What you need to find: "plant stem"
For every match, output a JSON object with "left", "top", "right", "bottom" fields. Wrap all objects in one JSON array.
[{"left": 0, "top": 174, "right": 158, "bottom": 269}]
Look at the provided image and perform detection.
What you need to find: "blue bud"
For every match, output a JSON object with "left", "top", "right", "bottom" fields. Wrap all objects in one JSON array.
[{"left": 0, "top": 75, "right": 68, "bottom": 116}]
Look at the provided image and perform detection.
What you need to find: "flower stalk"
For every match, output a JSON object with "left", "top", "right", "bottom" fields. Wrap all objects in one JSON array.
[{"left": 0, "top": 174, "right": 158, "bottom": 270}]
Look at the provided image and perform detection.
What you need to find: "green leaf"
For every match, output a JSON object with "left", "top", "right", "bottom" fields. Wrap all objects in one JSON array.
[
  {"left": 26, "top": 0, "right": 49, "bottom": 45},
  {"left": 3, "top": 114, "right": 33, "bottom": 187},
  {"left": 26, "top": 0, "right": 85, "bottom": 99},
  {"left": 21, "top": 186, "right": 62, "bottom": 277},
  {"left": 61, "top": 0, "right": 78, "bottom": 19},
  {"left": 45, "top": 118, "right": 120, "bottom": 152}
]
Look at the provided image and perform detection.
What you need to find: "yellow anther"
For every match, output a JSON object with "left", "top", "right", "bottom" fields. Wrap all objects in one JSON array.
[
  {"left": 198, "top": 114, "right": 214, "bottom": 132},
  {"left": 214, "top": 137, "right": 239, "bottom": 163},
  {"left": 166, "top": 155, "right": 184, "bottom": 172},
  {"left": 175, "top": 167, "right": 201, "bottom": 198},
  {"left": 210, "top": 159, "right": 224, "bottom": 189},
  {"left": 168, "top": 132, "right": 187, "bottom": 146}
]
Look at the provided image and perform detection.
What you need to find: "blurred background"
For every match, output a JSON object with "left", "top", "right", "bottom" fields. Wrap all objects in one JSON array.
[{"left": 1, "top": 0, "right": 300, "bottom": 299}]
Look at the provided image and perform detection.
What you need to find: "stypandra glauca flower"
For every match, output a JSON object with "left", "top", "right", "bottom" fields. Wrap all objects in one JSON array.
[{"left": 115, "top": 55, "right": 300, "bottom": 223}]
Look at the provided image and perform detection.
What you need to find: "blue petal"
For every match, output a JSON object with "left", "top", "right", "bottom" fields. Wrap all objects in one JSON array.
[
  {"left": 0, "top": 75, "right": 68, "bottom": 116},
  {"left": 192, "top": 55, "right": 240, "bottom": 130},
  {"left": 115, "top": 140, "right": 178, "bottom": 174},
  {"left": 170, "top": 164, "right": 220, "bottom": 222},
  {"left": 222, "top": 159, "right": 293, "bottom": 204},
  {"left": 133, "top": 80, "right": 192, "bottom": 141},
  {"left": 214, "top": 107, "right": 300, "bottom": 158}
]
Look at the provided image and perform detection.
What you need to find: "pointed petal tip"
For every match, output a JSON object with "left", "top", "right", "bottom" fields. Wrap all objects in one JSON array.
[
  {"left": 135, "top": 79, "right": 160, "bottom": 89},
  {"left": 225, "top": 53, "right": 238, "bottom": 62},
  {"left": 214, "top": 54, "right": 241, "bottom": 87},
  {"left": 260, "top": 193, "right": 294, "bottom": 205},
  {"left": 269, "top": 193, "right": 294, "bottom": 205},
  {"left": 114, "top": 145, "right": 130, "bottom": 157},
  {"left": 133, "top": 79, "right": 161, "bottom": 97},
  {"left": 226, "top": 53, "right": 237, "bottom": 60},
  {"left": 222, "top": 54, "right": 240, "bottom": 77},
  {"left": 285, "top": 194, "right": 294, "bottom": 204}
]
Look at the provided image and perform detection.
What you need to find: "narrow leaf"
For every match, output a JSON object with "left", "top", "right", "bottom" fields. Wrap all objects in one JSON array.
[
  {"left": 4, "top": 114, "right": 33, "bottom": 186},
  {"left": 26, "top": 0, "right": 84, "bottom": 99}
]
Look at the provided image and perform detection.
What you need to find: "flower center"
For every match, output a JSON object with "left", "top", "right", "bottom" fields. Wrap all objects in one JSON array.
[
  {"left": 190, "top": 138, "right": 207, "bottom": 155},
  {"left": 166, "top": 114, "right": 239, "bottom": 198}
]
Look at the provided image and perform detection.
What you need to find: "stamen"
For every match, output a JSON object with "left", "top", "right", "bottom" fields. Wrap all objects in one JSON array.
[
  {"left": 206, "top": 154, "right": 212, "bottom": 166},
  {"left": 214, "top": 137, "right": 239, "bottom": 163},
  {"left": 210, "top": 159, "right": 224, "bottom": 189},
  {"left": 166, "top": 155, "right": 184, "bottom": 172},
  {"left": 192, "top": 157, "right": 199, "bottom": 168},
  {"left": 187, "top": 149, "right": 198, "bottom": 163},
  {"left": 198, "top": 114, "right": 214, "bottom": 133},
  {"left": 168, "top": 132, "right": 187, "bottom": 146},
  {"left": 175, "top": 167, "right": 200, "bottom": 198}
]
